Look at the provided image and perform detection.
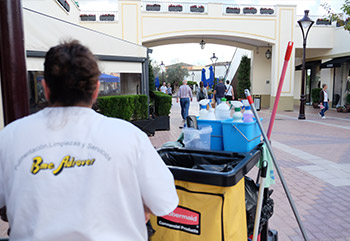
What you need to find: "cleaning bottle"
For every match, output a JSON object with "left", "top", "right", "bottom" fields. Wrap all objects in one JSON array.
[
  {"left": 231, "top": 101, "right": 244, "bottom": 122},
  {"left": 215, "top": 98, "right": 230, "bottom": 120},
  {"left": 242, "top": 99, "right": 254, "bottom": 123},
  {"left": 206, "top": 99, "right": 216, "bottom": 120},
  {"left": 198, "top": 99, "right": 209, "bottom": 119}
]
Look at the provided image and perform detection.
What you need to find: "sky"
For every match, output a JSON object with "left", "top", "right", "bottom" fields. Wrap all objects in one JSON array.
[{"left": 78, "top": 0, "right": 345, "bottom": 66}]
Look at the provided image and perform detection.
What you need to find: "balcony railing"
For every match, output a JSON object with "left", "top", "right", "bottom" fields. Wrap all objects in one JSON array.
[
  {"left": 141, "top": 2, "right": 208, "bottom": 14},
  {"left": 79, "top": 11, "right": 118, "bottom": 22}
]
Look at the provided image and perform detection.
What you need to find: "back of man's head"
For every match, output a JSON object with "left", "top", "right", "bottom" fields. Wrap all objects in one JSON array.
[{"left": 44, "top": 40, "right": 100, "bottom": 106}]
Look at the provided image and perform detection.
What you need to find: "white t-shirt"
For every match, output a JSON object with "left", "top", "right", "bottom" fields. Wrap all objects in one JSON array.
[
  {"left": 225, "top": 84, "right": 233, "bottom": 96},
  {"left": 160, "top": 85, "right": 167, "bottom": 94},
  {"left": 0, "top": 107, "right": 178, "bottom": 241},
  {"left": 323, "top": 90, "right": 328, "bottom": 102}
]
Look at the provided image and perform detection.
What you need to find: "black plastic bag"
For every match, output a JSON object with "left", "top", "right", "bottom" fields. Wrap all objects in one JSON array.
[{"left": 245, "top": 177, "right": 274, "bottom": 237}]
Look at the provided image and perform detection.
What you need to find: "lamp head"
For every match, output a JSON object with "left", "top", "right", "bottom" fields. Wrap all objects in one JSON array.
[
  {"left": 298, "top": 10, "right": 314, "bottom": 29},
  {"left": 200, "top": 39, "right": 206, "bottom": 49},
  {"left": 210, "top": 53, "right": 218, "bottom": 64}
]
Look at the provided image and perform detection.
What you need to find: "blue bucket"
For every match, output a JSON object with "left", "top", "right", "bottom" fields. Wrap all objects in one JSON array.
[{"left": 222, "top": 119, "right": 262, "bottom": 152}]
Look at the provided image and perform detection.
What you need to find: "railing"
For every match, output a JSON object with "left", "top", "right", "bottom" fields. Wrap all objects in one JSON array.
[
  {"left": 141, "top": 2, "right": 208, "bottom": 14},
  {"left": 223, "top": 4, "right": 276, "bottom": 16},
  {"left": 79, "top": 11, "right": 118, "bottom": 22}
]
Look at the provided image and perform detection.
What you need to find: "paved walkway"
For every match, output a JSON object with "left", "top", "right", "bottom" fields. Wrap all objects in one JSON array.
[{"left": 1, "top": 98, "right": 349, "bottom": 240}]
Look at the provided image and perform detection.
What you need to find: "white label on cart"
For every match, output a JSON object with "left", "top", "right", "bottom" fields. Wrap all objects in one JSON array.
[{"left": 158, "top": 206, "right": 201, "bottom": 235}]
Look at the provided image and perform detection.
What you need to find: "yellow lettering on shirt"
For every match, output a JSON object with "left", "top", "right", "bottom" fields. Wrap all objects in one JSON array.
[{"left": 30, "top": 156, "right": 96, "bottom": 176}]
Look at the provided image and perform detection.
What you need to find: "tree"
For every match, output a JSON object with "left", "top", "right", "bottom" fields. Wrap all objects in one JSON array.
[
  {"left": 165, "top": 63, "right": 189, "bottom": 88},
  {"left": 151, "top": 63, "right": 166, "bottom": 84},
  {"left": 321, "top": 0, "right": 350, "bottom": 31},
  {"left": 149, "top": 60, "right": 155, "bottom": 92},
  {"left": 236, "top": 55, "right": 251, "bottom": 99}
]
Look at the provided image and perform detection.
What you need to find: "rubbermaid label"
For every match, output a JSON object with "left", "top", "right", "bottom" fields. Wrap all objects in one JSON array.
[{"left": 158, "top": 206, "right": 201, "bottom": 235}]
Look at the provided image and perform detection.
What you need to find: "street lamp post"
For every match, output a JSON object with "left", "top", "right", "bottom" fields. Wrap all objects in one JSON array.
[
  {"left": 160, "top": 61, "right": 165, "bottom": 82},
  {"left": 210, "top": 53, "right": 218, "bottom": 87},
  {"left": 298, "top": 10, "right": 314, "bottom": 120}
]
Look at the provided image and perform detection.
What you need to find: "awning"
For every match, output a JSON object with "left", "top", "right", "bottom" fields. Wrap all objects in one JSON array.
[
  {"left": 295, "top": 60, "right": 321, "bottom": 71},
  {"left": 320, "top": 56, "right": 350, "bottom": 69},
  {"left": 99, "top": 73, "right": 120, "bottom": 82},
  {"left": 23, "top": 7, "right": 147, "bottom": 73}
]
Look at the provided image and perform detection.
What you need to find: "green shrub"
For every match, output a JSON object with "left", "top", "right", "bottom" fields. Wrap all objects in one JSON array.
[
  {"left": 187, "top": 81, "right": 197, "bottom": 86},
  {"left": 311, "top": 88, "right": 322, "bottom": 103},
  {"left": 97, "top": 94, "right": 148, "bottom": 121},
  {"left": 346, "top": 93, "right": 350, "bottom": 105},
  {"left": 152, "top": 91, "right": 172, "bottom": 116}
]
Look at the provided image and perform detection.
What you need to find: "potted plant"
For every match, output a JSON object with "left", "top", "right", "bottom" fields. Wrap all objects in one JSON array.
[
  {"left": 316, "top": 18, "right": 331, "bottom": 25},
  {"left": 345, "top": 93, "right": 350, "bottom": 110},
  {"left": 190, "top": 5, "right": 205, "bottom": 13},
  {"left": 243, "top": 7, "right": 257, "bottom": 14},
  {"left": 100, "top": 14, "right": 115, "bottom": 21},
  {"left": 168, "top": 4, "right": 182, "bottom": 12},
  {"left": 80, "top": 14, "right": 96, "bottom": 21},
  {"left": 226, "top": 7, "right": 240, "bottom": 14},
  {"left": 146, "top": 4, "right": 161, "bottom": 11},
  {"left": 311, "top": 88, "right": 322, "bottom": 108},
  {"left": 260, "top": 8, "right": 274, "bottom": 15}
]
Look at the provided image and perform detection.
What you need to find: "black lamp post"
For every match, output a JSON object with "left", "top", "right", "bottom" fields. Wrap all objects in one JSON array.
[
  {"left": 298, "top": 10, "right": 314, "bottom": 119},
  {"left": 160, "top": 61, "right": 165, "bottom": 82},
  {"left": 210, "top": 53, "right": 218, "bottom": 87}
]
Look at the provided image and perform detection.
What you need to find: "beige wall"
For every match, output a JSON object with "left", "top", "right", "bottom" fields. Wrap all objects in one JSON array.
[{"left": 251, "top": 47, "right": 272, "bottom": 96}]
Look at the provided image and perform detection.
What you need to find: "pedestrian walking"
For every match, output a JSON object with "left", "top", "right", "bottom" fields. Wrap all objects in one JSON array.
[
  {"left": 225, "top": 80, "right": 234, "bottom": 101},
  {"left": 214, "top": 79, "right": 226, "bottom": 105},
  {"left": 160, "top": 81, "right": 167, "bottom": 94},
  {"left": 196, "top": 81, "right": 208, "bottom": 102},
  {"left": 176, "top": 79, "right": 193, "bottom": 121},
  {"left": 167, "top": 83, "right": 172, "bottom": 96},
  {"left": 319, "top": 83, "right": 329, "bottom": 119},
  {"left": 0, "top": 40, "right": 178, "bottom": 241}
]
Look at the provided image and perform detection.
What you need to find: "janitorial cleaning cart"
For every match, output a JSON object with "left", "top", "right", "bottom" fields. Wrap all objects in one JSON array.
[{"left": 150, "top": 147, "right": 262, "bottom": 241}]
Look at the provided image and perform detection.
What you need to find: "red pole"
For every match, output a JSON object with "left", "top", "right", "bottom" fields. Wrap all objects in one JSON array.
[
  {"left": 0, "top": 0, "right": 29, "bottom": 125},
  {"left": 266, "top": 41, "right": 294, "bottom": 140}
]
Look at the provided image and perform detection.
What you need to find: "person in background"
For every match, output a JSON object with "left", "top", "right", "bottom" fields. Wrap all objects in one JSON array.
[
  {"left": 225, "top": 80, "right": 234, "bottom": 101},
  {"left": 160, "top": 81, "right": 167, "bottom": 94},
  {"left": 176, "top": 79, "right": 192, "bottom": 121},
  {"left": 0, "top": 40, "right": 178, "bottom": 241},
  {"left": 167, "top": 83, "right": 172, "bottom": 96},
  {"left": 319, "top": 83, "right": 329, "bottom": 119},
  {"left": 196, "top": 81, "right": 208, "bottom": 102},
  {"left": 213, "top": 79, "right": 226, "bottom": 105}
]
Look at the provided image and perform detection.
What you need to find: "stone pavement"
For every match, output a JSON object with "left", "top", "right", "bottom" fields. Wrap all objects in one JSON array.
[
  {"left": 1, "top": 98, "right": 349, "bottom": 240},
  {"left": 149, "top": 98, "right": 350, "bottom": 241}
]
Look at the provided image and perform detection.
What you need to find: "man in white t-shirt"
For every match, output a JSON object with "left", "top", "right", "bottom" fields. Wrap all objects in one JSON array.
[
  {"left": 160, "top": 82, "right": 168, "bottom": 94},
  {"left": 0, "top": 40, "right": 178, "bottom": 241}
]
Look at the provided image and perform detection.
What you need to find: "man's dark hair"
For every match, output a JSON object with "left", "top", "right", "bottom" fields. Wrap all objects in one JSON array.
[
  {"left": 226, "top": 80, "right": 230, "bottom": 84},
  {"left": 322, "top": 83, "right": 327, "bottom": 88},
  {"left": 44, "top": 40, "right": 100, "bottom": 106}
]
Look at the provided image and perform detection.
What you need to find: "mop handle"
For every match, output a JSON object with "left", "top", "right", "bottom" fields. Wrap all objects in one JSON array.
[
  {"left": 245, "top": 89, "right": 310, "bottom": 241},
  {"left": 252, "top": 161, "right": 267, "bottom": 241},
  {"left": 267, "top": 41, "right": 294, "bottom": 140}
]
